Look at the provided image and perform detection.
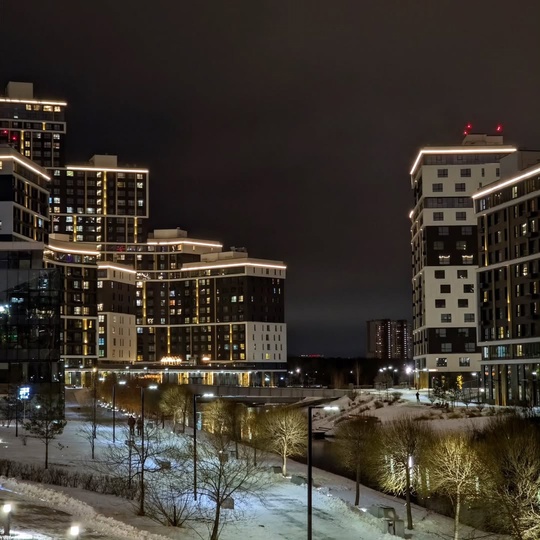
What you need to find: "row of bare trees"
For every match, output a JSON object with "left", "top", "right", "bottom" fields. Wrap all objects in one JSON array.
[
  {"left": 157, "top": 391, "right": 540, "bottom": 540},
  {"left": 333, "top": 413, "right": 540, "bottom": 540},
  {"left": 94, "top": 397, "right": 305, "bottom": 540}
]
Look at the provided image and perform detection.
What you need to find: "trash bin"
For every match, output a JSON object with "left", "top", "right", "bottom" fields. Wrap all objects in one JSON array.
[
  {"left": 382, "top": 519, "right": 395, "bottom": 535},
  {"left": 394, "top": 519, "right": 405, "bottom": 538},
  {"left": 369, "top": 505, "right": 397, "bottom": 521}
]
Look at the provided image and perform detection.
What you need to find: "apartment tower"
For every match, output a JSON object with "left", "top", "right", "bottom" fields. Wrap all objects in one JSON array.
[
  {"left": 473, "top": 151, "right": 540, "bottom": 406},
  {"left": 410, "top": 133, "right": 516, "bottom": 388},
  {"left": 366, "top": 319, "right": 411, "bottom": 361}
]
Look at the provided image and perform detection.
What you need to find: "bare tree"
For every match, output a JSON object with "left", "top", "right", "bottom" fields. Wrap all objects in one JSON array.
[
  {"left": 144, "top": 444, "right": 198, "bottom": 528},
  {"left": 426, "top": 432, "right": 480, "bottom": 540},
  {"left": 205, "top": 399, "right": 246, "bottom": 459},
  {"left": 244, "top": 408, "right": 266, "bottom": 466},
  {"left": 196, "top": 423, "right": 268, "bottom": 540},
  {"left": 95, "top": 424, "right": 179, "bottom": 516},
  {"left": 477, "top": 415, "right": 540, "bottom": 540},
  {"left": 0, "top": 391, "right": 17, "bottom": 427},
  {"left": 24, "top": 392, "right": 66, "bottom": 469},
  {"left": 159, "top": 385, "right": 193, "bottom": 433},
  {"left": 334, "top": 416, "right": 379, "bottom": 506},
  {"left": 373, "top": 415, "right": 432, "bottom": 530},
  {"left": 259, "top": 406, "right": 307, "bottom": 477}
]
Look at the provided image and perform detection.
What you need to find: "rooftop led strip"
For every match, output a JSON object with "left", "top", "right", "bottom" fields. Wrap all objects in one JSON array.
[
  {"left": 409, "top": 146, "right": 517, "bottom": 176},
  {"left": 0, "top": 155, "right": 51, "bottom": 180},
  {"left": 0, "top": 98, "right": 67, "bottom": 106},
  {"left": 98, "top": 264, "right": 137, "bottom": 274},
  {"left": 46, "top": 243, "right": 99, "bottom": 255},
  {"left": 66, "top": 166, "right": 149, "bottom": 174},
  {"left": 473, "top": 165, "right": 540, "bottom": 199},
  {"left": 147, "top": 239, "right": 223, "bottom": 248},
  {"left": 181, "top": 261, "right": 287, "bottom": 271}
]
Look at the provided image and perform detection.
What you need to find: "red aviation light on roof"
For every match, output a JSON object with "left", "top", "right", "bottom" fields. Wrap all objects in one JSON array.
[
  {"left": 496, "top": 124, "right": 503, "bottom": 133},
  {"left": 463, "top": 123, "right": 473, "bottom": 136}
]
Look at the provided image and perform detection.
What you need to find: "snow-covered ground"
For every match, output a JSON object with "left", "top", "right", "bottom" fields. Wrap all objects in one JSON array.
[{"left": 0, "top": 389, "right": 508, "bottom": 540}]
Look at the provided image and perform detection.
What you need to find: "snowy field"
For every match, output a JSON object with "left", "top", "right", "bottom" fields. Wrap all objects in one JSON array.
[{"left": 0, "top": 388, "right": 509, "bottom": 539}]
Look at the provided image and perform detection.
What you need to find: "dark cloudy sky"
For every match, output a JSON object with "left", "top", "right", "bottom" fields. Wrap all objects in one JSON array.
[{"left": 2, "top": 1, "right": 540, "bottom": 356}]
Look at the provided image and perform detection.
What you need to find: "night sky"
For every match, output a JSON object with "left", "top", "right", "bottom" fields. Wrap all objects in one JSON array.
[{"left": 3, "top": 1, "right": 540, "bottom": 356}]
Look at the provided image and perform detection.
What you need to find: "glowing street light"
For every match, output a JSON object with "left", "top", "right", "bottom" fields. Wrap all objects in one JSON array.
[
  {"left": 69, "top": 524, "right": 80, "bottom": 539},
  {"left": 2, "top": 504, "right": 11, "bottom": 536}
]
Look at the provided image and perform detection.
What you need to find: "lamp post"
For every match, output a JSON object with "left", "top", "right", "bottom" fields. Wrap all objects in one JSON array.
[
  {"left": 307, "top": 405, "right": 338, "bottom": 540},
  {"left": 69, "top": 524, "right": 80, "bottom": 539},
  {"left": 112, "top": 380, "right": 126, "bottom": 444},
  {"left": 193, "top": 392, "right": 214, "bottom": 501},
  {"left": 112, "top": 382, "right": 116, "bottom": 443},
  {"left": 193, "top": 393, "right": 199, "bottom": 501},
  {"left": 139, "top": 385, "right": 145, "bottom": 516},
  {"left": 2, "top": 504, "right": 11, "bottom": 536},
  {"left": 15, "top": 385, "right": 30, "bottom": 438},
  {"left": 138, "top": 384, "right": 158, "bottom": 516},
  {"left": 91, "top": 367, "right": 98, "bottom": 459},
  {"left": 405, "top": 366, "right": 413, "bottom": 389},
  {"left": 15, "top": 386, "right": 19, "bottom": 438}
]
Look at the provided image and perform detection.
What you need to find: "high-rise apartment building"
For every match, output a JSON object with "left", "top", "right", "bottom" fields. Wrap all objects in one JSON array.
[
  {"left": 0, "top": 82, "right": 67, "bottom": 168},
  {"left": 0, "top": 146, "right": 62, "bottom": 402},
  {"left": 366, "top": 319, "right": 411, "bottom": 361},
  {"left": 1, "top": 81, "right": 288, "bottom": 387},
  {"left": 50, "top": 155, "right": 149, "bottom": 245},
  {"left": 409, "top": 134, "right": 516, "bottom": 388},
  {"left": 473, "top": 151, "right": 540, "bottom": 406}
]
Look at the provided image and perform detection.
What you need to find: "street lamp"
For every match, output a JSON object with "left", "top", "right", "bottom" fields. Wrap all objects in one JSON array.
[
  {"left": 307, "top": 405, "right": 338, "bottom": 540},
  {"left": 15, "top": 385, "right": 30, "bottom": 437},
  {"left": 2, "top": 504, "right": 11, "bottom": 536},
  {"left": 138, "top": 383, "right": 158, "bottom": 516},
  {"left": 405, "top": 367, "right": 413, "bottom": 389},
  {"left": 91, "top": 367, "right": 98, "bottom": 459},
  {"left": 193, "top": 392, "right": 214, "bottom": 501},
  {"left": 69, "top": 524, "right": 80, "bottom": 539},
  {"left": 113, "top": 381, "right": 126, "bottom": 443}
]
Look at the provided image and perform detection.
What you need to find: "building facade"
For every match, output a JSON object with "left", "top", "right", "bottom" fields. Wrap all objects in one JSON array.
[
  {"left": 1, "top": 80, "right": 288, "bottom": 388},
  {"left": 0, "top": 82, "right": 66, "bottom": 168},
  {"left": 473, "top": 151, "right": 540, "bottom": 406},
  {"left": 366, "top": 319, "right": 411, "bottom": 361},
  {"left": 410, "top": 134, "right": 516, "bottom": 388},
  {"left": 0, "top": 145, "right": 62, "bottom": 403}
]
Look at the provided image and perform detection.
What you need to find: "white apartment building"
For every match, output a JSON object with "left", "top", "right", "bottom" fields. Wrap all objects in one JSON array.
[{"left": 409, "top": 134, "right": 516, "bottom": 388}]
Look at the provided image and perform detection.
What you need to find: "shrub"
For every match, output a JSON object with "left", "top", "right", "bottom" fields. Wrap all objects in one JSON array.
[
  {"left": 0, "top": 459, "right": 137, "bottom": 499},
  {"left": 374, "top": 400, "right": 384, "bottom": 409}
]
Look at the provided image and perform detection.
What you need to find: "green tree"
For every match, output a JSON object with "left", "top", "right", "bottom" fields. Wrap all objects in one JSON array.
[
  {"left": 24, "top": 392, "right": 66, "bottom": 469},
  {"left": 334, "top": 416, "right": 379, "bottom": 505}
]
